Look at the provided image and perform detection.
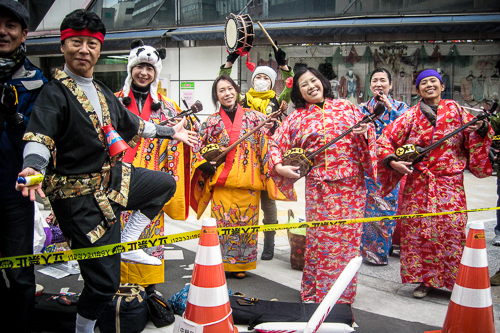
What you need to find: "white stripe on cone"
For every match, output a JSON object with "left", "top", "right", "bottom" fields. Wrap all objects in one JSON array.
[
  {"left": 450, "top": 284, "right": 492, "bottom": 308},
  {"left": 254, "top": 322, "right": 355, "bottom": 333},
  {"left": 187, "top": 284, "right": 229, "bottom": 307},
  {"left": 460, "top": 247, "right": 488, "bottom": 268},
  {"left": 195, "top": 245, "right": 224, "bottom": 266}
]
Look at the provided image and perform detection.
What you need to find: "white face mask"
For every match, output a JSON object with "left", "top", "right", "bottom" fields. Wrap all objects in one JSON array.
[{"left": 253, "top": 79, "right": 271, "bottom": 92}]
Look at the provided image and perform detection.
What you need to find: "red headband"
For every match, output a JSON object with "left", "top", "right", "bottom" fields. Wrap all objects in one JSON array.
[{"left": 60, "top": 28, "right": 104, "bottom": 44}]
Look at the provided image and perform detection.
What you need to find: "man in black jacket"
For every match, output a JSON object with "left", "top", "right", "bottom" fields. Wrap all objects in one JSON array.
[{"left": 16, "top": 9, "right": 196, "bottom": 333}]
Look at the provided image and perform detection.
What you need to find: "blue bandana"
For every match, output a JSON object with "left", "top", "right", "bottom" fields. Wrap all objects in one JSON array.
[{"left": 416, "top": 69, "right": 442, "bottom": 88}]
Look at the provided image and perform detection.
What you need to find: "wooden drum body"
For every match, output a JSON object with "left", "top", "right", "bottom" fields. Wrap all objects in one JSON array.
[{"left": 224, "top": 13, "right": 254, "bottom": 54}]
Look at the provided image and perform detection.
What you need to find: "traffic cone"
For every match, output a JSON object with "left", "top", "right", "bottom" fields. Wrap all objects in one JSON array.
[
  {"left": 174, "top": 218, "right": 238, "bottom": 333},
  {"left": 425, "top": 221, "right": 494, "bottom": 333},
  {"left": 102, "top": 124, "right": 130, "bottom": 156}
]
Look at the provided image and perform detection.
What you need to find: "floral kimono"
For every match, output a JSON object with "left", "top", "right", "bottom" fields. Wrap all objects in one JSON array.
[
  {"left": 190, "top": 105, "right": 270, "bottom": 272},
  {"left": 116, "top": 90, "right": 196, "bottom": 285},
  {"left": 268, "top": 98, "right": 377, "bottom": 304},
  {"left": 360, "top": 95, "right": 409, "bottom": 265},
  {"left": 377, "top": 99, "right": 493, "bottom": 291}
]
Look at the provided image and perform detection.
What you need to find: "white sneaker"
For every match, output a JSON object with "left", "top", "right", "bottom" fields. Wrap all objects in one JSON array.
[
  {"left": 121, "top": 250, "right": 162, "bottom": 265},
  {"left": 492, "top": 233, "right": 500, "bottom": 246}
]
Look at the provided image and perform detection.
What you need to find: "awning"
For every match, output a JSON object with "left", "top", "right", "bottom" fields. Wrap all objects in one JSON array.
[
  {"left": 26, "top": 29, "right": 169, "bottom": 55},
  {"left": 167, "top": 14, "right": 500, "bottom": 41}
]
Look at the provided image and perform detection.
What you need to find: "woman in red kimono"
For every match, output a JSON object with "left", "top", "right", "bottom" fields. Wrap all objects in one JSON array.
[
  {"left": 268, "top": 67, "right": 377, "bottom": 304},
  {"left": 377, "top": 69, "right": 493, "bottom": 298}
]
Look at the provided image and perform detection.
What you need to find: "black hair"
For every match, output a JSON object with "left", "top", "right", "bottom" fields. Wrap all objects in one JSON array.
[
  {"left": 290, "top": 67, "right": 334, "bottom": 109},
  {"left": 370, "top": 68, "right": 392, "bottom": 84},
  {"left": 60, "top": 9, "right": 106, "bottom": 44},
  {"left": 212, "top": 74, "right": 241, "bottom": 107}
]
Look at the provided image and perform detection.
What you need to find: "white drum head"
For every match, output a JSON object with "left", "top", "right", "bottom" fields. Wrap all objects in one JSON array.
[{"left": 225, "top": 19, "right": 238, "bottom": 50}]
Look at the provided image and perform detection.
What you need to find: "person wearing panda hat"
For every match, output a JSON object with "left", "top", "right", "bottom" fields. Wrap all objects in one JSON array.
[
  {"left": 219, "top": 48, "right": 294, "bottom": 261},
  {"left": 116, "top": 40, "right": 199, "bottom": 277},
  {"left": 119, "top": 39, "right": 165, "bottom": 111}
]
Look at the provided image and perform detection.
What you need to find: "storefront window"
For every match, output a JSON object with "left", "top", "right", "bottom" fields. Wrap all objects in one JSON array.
[
  {"left": 39, "top": 54, "right": 128, "bottom": 93},
  {"left": 88, "top": 0, "right": 499, "bottom": 30}
]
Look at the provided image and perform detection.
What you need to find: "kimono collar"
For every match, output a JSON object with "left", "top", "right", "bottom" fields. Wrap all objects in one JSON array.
[
  {"left": 63, "top": 65, "right": 93, "bottom": 84},
  {"left": 419, "top": 100, "right": 439, "bottom": 127},
  {"left": 216, "top": 104, "right": 244, "bottom": 187}
]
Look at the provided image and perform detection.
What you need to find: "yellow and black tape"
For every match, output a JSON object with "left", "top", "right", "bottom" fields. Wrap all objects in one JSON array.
[{"left": 1, "top": 206, "right": 498, "bottom": 269}]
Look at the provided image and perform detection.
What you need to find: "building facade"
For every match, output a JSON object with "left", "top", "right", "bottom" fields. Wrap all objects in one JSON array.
[{"left": 23, "top": 0, "right": 500, "bottom": 117}]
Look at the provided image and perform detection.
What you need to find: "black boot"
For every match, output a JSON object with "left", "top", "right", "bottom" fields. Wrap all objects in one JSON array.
[{"left": 261, "top": 230, "right": 276, "bottom": 260}]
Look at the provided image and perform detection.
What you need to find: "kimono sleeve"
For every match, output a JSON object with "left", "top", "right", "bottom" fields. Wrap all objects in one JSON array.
[
  {"left": 376, "top": 109, "right": 415, "bottom": 197},
  {"left": 267, "top": 111, "right": 299, "bottom": 200},
  {"left": 351, "top": 102, "right": 377, "bottom": 181},
  {"left": 23, "top": 82, "right": 66, "bottom": 152},
  {"left": 460, "top": 106, "right": 493, "bottom": 178},
  {"left": 189, "top": 116, "right": 218, "bottom": 218},
  {"left": 393, "top": 100, "right": 410, "bottom": 119}
]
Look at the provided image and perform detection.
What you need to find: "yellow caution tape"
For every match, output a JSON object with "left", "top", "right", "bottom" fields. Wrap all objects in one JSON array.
[{"left": 1, "top": 206, "right": 498, "bottom": 269}]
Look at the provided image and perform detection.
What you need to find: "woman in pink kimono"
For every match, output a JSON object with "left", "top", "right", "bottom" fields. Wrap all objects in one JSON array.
[
  {"left": 268, "top": 67, "right": 377, "bottom": 304},
  {"left": 377, "top": 69, "right": 493, "bottom": 298}
]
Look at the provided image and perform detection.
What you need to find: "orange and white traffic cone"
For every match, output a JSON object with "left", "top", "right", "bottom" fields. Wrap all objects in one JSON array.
[
  {"left": 174, "top": 218, "right": 238, "bottom": 333},
  {"left": 425, "top": 221, "right": 494, "bottom": 333}
]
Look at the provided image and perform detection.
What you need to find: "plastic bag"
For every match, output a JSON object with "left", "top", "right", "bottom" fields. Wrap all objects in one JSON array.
[{"left": 34, "top": 203, "right": 52, "bottom": 254}]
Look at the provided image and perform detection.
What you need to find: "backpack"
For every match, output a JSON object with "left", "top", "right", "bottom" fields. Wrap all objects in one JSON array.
[{"left": 97, "top": 284, "right": 149, "bottom": 333}]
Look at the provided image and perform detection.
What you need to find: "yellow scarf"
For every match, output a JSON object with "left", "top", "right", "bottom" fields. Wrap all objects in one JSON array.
[{"left": 245, "top": 88, "right": 276, "bottom": 115}]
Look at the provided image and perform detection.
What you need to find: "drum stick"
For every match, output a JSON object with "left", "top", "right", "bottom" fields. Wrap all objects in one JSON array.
[
  {"left": 257, "top": 21, "right": 278, "bottom": 51},
  {"left": 238, "top": 0, "right": 254, "bottom": 15}
]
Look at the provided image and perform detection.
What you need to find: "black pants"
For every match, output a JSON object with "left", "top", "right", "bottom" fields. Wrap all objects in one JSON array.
[
  {"left": 261, "top": 190, "right": 277, "bottom": 224},
  {"left": 0, "top": 200, "right": 35, "bottom": 333},
  {"left": 51, "top": 166, "right": 176, "bottom": 320}
]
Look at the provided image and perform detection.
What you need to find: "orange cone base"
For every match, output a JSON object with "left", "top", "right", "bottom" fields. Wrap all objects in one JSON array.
[
  {"left": 440, "top": 301, "right": 495, "bottom": 333},
  {"left": 184, "top": 304, "right": 237, "bottom": 333},
  {"left": 175, "top": 315, "right": 238, "bottom": 333}
]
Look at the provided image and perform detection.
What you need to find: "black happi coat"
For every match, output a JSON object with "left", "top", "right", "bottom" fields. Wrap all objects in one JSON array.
[{"left": 24, "top": 70, "right": 143, "bottom": 176}]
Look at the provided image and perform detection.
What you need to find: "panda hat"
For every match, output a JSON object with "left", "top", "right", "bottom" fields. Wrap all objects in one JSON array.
[{"left": 122, "top": 39, "right": 166, "bottom": 110}]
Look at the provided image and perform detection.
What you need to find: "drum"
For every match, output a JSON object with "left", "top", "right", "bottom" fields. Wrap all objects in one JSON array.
[{"left": 224, "top": 13, "right": 254, "bottom": 54}]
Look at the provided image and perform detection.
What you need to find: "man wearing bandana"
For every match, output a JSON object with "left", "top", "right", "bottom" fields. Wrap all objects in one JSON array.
[
  {"left": 0, "top": 1, "right": 47, "bottom": 332},
  {"left": 16, "top": 9, "right": 197, "bottom": 333},
  {"left": 377, "top": 69, "right": 493, "bottom": 299}
]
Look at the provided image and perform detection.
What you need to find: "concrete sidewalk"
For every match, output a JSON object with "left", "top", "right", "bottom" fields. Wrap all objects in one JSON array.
[{"left": 33, "top": 171, "right": 500, "bottom": 332}]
